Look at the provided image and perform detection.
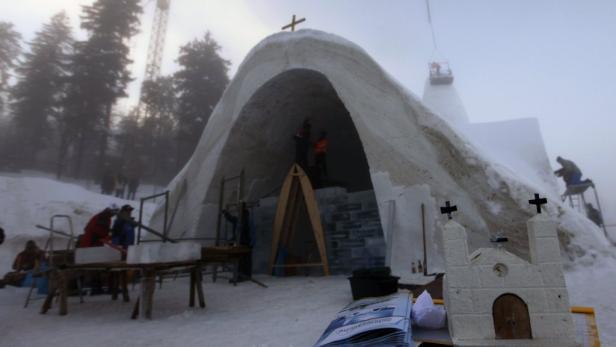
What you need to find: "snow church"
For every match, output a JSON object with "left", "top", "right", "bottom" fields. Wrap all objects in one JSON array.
[{"left": 151, "top": 29, "right": 572, "bottom": 279}]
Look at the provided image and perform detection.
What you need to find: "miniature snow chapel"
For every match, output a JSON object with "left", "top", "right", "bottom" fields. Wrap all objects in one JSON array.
[
  {"left": 441, "top": 200, "right": 577, "bottom": 347},
  {"left": 149, "top": 29, "right": 584, "bottom": 279}
]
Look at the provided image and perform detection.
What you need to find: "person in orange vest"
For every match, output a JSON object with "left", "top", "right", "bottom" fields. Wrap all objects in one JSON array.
[{"left": 314, "top": 131, "right": 328, "bottom": 179}]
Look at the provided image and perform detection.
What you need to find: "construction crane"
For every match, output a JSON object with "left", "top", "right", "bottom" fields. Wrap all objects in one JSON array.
[{"left": 137, "top": 0, "right": 171, "bottom": 118}]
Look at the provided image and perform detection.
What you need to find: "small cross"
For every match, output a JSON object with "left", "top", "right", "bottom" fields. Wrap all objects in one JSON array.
[
  {"left": 282, "top": 14, "right": 306, "bottom": 32},
  {"left": 440, "top": 201, "right": 458, "bottom": 220},
  {"left": 528, "top": 193, "right": 548, "bottom": 214}
]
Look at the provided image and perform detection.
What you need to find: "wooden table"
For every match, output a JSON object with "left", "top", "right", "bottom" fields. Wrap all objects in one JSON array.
[{"left": 40, "top": 260, "right": 205, "bottom": 320}]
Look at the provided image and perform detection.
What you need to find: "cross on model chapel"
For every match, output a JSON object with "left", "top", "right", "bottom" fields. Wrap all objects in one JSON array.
[
  {"left": 528, "top": 193, "right": 548, "bottom": 214},
  {"left": 440, "top": 201, "right": 458, "bottom": 220},
  {"left": 282, "top": 14, "right": 306, "bottom": 32}
]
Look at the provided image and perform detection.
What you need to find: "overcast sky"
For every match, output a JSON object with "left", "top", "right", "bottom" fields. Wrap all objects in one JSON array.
[{"left": 1, "top": 0, "right": 615, "bottom": 229}]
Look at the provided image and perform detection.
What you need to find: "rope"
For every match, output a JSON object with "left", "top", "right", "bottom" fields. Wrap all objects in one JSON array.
[{"left": 425, "top": 0, "right": 439, "bottom": 52}]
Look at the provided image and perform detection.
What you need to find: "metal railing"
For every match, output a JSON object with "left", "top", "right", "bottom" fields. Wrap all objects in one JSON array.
[{"left": 137, "top": 191, "right": 169, "bottom": 244}]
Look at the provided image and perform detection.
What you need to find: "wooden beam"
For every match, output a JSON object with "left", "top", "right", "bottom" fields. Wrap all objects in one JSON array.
[{"left": 298, "top": 169, "right": 330, "bottom": 276}]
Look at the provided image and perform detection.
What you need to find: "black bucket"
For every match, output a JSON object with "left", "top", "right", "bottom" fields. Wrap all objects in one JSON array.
[{"left": 348, "top": 267, "right": 399, "bottom": 300}]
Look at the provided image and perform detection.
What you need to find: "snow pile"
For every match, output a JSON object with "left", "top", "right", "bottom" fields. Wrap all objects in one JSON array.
[{"left": 0, "top": 175, "right": 155, "bottom": 273}]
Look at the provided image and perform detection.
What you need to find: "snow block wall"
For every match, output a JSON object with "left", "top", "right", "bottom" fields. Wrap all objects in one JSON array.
[
  {"left": 75, "top": 247, "right": 122, "bottom": 264},
  {"left": 251, "top": 187, "right": 385, "bottom": 274},
  {"left": 126, "top": 242, "right": 201, "bottom": 264}
]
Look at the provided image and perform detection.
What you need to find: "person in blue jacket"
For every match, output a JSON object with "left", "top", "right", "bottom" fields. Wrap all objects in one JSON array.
[{"left": 111, "top": 205, "right": 137, "bottom": 249}]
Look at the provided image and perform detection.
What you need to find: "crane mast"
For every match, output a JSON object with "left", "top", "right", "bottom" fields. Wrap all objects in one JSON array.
[{"left": 137, "top": 0, "right": 171, "bottom": 118}]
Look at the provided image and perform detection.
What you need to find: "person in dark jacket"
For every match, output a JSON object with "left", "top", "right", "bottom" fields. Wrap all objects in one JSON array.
[
  {"left": 314, "top": 131, "right": 329, "bottom": 178},
  {"left": 79, "top": 204, "right": 119, "bottom": 248},
  {"left": 126, "top": 175, "right": 140, "bottom": 200},
  {"left": 294, "top": 119, "right": 312, "bottom": 171},
  {"left": 114, "top": 173, "right": 127, "bottom": 199},
  {"left": 111, "top": 205, "right": 137, "bottom": 249},
  {"left": 0, "top": 227, "right": 4, "bottom": 245},
  {"left": 101, "top": 170, "right": 115, "bottom": 195},
  {"left": 554, "top": 156, "right": 584, "bottom": 187},
  {"left": 586, "top": 203, "right": 604, "bottom": 227}
]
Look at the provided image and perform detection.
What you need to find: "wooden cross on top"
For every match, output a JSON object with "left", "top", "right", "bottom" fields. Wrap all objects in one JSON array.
[
  {"left": 282, "top": 14, "right": 306, "bottom": 32},
  {"left": 440, "top": 201, "right": 458, "bottom": 220},
  {"left": 528, "top": 193, "right": 548, "bottom": 214}
]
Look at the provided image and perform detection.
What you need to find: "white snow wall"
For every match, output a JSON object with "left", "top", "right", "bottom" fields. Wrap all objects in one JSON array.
[{"left": 151, "top": 30, "right": 611, "bottom": 262}]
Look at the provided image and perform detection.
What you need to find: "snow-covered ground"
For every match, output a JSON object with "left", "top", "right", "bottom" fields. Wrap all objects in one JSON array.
[
  {"left": 0, "top": 175, "right": 614, "bottom": 346},
  {"left": 0, "top": 272, "right": 613, "bottom": 347},
  {"left": 0, "top": 275, "right": 349, "bottom": 347}
]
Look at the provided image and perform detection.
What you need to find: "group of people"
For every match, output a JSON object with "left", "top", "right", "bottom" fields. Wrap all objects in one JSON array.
[
  {"left": 79, "top": 203, "right": 137, "bottom": 250},
  {"left": 101, "top": 171, "right": 140, "bottom": 200},
  {"left": 294, "top": 119, "right": 329, "bottom": 182},
  {"left": 0, "top": 203, "right": 138, "bottom": 289}
]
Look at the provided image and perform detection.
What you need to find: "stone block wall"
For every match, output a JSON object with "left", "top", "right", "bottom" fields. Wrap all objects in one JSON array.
[{"left": 251, "top": 187, "right": 386, "bottom": 274}]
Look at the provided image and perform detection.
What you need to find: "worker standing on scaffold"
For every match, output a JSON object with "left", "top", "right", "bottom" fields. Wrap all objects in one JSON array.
[{"left": 554, "top": 156, "right": 590, "bottom": 187}]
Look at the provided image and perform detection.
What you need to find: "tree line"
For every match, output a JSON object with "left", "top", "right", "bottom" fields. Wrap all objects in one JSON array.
[{"left": 0, "top": 0, "right": 230, "bottom": 186}]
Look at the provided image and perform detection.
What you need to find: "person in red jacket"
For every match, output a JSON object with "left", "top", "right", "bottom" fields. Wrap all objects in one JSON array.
[{"left": 79, "top": 204, "right": 119, "bottom": 248}]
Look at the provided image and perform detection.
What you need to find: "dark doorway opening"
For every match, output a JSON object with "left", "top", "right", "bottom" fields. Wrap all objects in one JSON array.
[{"left": 205, "top": 69, "right": 384, "bottom": 275}]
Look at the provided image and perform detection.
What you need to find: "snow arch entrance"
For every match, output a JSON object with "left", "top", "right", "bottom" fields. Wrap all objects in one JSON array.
[{"left": 205, "top": 69, "right": 385, "bottom": 274}]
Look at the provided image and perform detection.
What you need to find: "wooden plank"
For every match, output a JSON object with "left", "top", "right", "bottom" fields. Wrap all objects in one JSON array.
[
  {"left": 131, "top": 298, "right": 140, "bottom": 320},
  {"left": 111, "top": 272, "right": 119, "bottom": 301},
  {"left": 270, "top": 165, "right": 295, "bottom": 272},
  {"left": 282, "top": 179, "right": 300, "bottom": 249},
  {"left": 298, "top": 170, "right": 330, "bottom": 276},
  {"left": 121, "top": 271, "right": 130, "bottom": 302},
  {"left": 58, "top": 271, "right": 68, "bottom": 316},
  {"left": 195, "top": 264, "right": 206, "bottom": 308},
  {"left": 40, "top": 271, "right": 58, "bottom": 314},
  {"left": 140, "top": 269, "right": 156, "bottom": 320},
  {"left": 189, "top": 269, "right": 196, "bottom": 307}
]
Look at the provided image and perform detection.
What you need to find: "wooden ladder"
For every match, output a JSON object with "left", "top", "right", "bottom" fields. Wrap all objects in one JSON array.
[{"left": 270, "top": 164, "right": 330, "bottom": 276}]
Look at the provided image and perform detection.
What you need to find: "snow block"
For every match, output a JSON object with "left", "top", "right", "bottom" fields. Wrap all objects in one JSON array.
[
  {"left": 126, "top": 242, "right": 201, "bottom": 264},
  {"left": 75, "top": 246, "right": 122, "bottom": 264}
]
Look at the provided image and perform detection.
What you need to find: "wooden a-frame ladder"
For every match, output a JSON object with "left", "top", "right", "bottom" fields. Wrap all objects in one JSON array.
[{"left": 269, "top": 164, "right": 330, "bottom": 276}]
